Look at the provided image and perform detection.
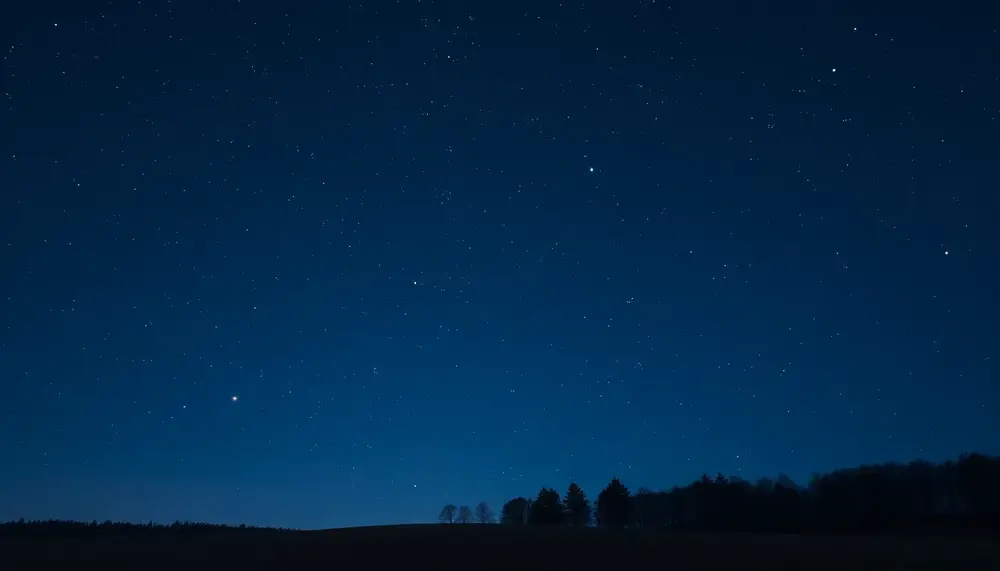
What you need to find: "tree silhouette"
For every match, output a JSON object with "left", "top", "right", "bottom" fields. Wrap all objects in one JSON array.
[
  {"left": 596, "top": 477, "right": 632, "bottom": 528},
  {"left": 0, "top": 519, "right": 285, "bottom": 539},
  {"left": 13, "top": 452, "right": 1000, "bottom": 542},
  {"left": 617, "top": 454, "right": 1000, "bottom": 534},
  {"left": 562, "top": 483, "right": 591, "bottom": 526},
  {"left": 527, "top": 488, "right": 563, "bottom": 525},
  {"left": 493, "top": 455, "right": 1000, "bottom": 534},
  {"left": 500, "top": 497, "right": 530, "bottom": 525},
  {"left": 474, "top": 502, "right": 494, "bottom": 524},
  {"left": 438, "top": 504, "right": 457, "bottom": 524},
  {"left": 21, "top": 454, "right": 1000, "bottom": 540}
]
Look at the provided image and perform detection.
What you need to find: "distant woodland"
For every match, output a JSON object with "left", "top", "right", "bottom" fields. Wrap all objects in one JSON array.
[
  {"left": 3, "top": 453, "right": 999, "bottom": 538},
  {"left": 444, "top": 453, "right": 1000, "bottom": 534},
  {"left": 0, "top": 519, "right": 294, "bottom": 539}
]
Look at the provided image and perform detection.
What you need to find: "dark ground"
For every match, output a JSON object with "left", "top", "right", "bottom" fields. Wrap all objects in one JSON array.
[{"left": 4, "top": 524, "right": 1000, "bottom": 570}]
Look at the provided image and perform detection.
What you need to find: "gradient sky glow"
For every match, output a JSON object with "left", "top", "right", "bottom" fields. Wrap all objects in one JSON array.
[{"left": 1, "top": 1, "right": 997, "bottom": 529}]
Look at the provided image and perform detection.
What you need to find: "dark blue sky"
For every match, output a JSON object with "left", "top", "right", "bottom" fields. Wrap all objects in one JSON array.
[{"left": 1, "top": 0, "right": 997, "bottom": 529}]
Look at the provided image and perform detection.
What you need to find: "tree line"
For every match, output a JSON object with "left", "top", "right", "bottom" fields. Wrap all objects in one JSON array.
[
  {"left": 440, "top": 453, "right": 1000, "bottom": 534},
  {"left": 0, "top": 519, "right": 290, "bottom": 539}
]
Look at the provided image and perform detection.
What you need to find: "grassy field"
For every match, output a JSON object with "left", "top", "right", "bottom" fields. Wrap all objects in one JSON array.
[{"left": 4, "top": 524, "right": 999, "bottom": 570}]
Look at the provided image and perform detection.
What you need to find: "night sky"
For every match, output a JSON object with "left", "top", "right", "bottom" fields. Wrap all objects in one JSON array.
[{"left": 2, "top": 1, "right": 997, "bottom": 530}]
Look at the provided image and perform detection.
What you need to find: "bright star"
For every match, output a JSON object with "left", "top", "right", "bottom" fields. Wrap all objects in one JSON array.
[{"left": 232, "top": 395, "right": 239, "bottom": 402}]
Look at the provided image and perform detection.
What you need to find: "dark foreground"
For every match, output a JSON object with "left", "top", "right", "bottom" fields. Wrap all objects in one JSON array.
[{"left": 4, "top": 524, "right": 999, "bottom": 570}]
